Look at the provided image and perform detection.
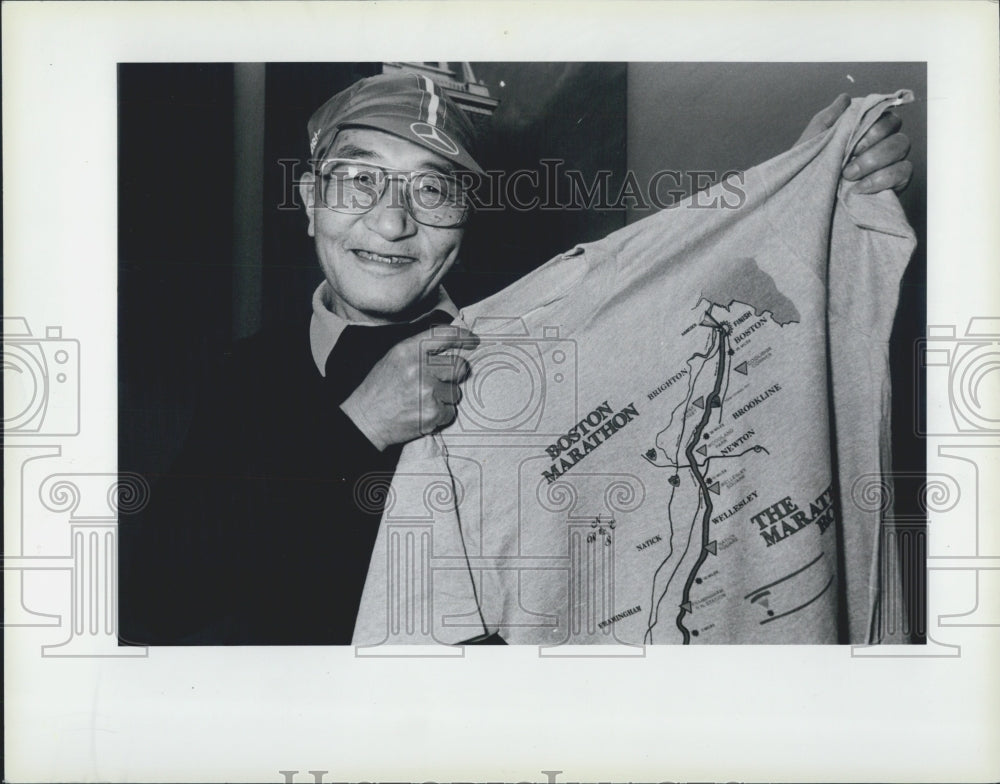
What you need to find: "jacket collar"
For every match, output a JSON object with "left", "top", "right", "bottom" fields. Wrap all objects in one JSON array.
[{"left": 309, "top": 280, "right": 459, "bottom": 376}]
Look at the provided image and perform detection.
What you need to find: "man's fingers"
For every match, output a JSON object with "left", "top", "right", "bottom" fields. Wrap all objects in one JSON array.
[
  {"left": 815, "top": 92, "right": 852, "bottom": 128},
  {"left": 433, "top": 379, "right": 464, "bottom": 405},
  {"left": 850, "top": 160, "right": 913, "bottom": 195},
  {"left": 424, "top": 353, "right": 471, "bottom": 384},
  {"left": 437, "top": 401, "right": 458, "bottom": 427},
  {"left": 421, "top": 397, "right": 457, "bottom": 433},
  {"left": 842, "top": 132, "right": 911, "bottom": 181},
  {"left": 421, "top": 327, "right": 477, "bottom": 387},
  {"left": 796, "top": 93, "right": 851, "bottom": 145},
  {"left": 852, "top": 111, "right": 903, "bottom": 157},
  {"left": 452, "top": 355, "right": 472, "bottom": 383},
  {"left": 422, "top": 327, "right": 480, "bottom": 355}
]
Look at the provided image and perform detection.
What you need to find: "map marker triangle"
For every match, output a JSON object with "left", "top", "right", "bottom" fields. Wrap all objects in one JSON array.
[
  {"left": 708, "top": 482, "right": 720, "bottom": 495},
  {"left": 706, "top": 541, "right": 718, "bottom": 555},
  {"left": 697, "top": 445, "right": 708, "bottom": 456},
  {"left": 735, "top": 362, "right": 748, "bottom": 375},
  {"left": 692, "top": 396, "right": 705, "bottom": 409},
  {"left": 680, "top": 601, "right": 693, "bottom": 613}
]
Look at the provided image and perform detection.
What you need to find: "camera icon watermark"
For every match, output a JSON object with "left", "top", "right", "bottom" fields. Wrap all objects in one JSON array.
[
  {"left": 2, "top": 317, "right": 80, "bottom": 436},
  {"left": 422, "top": 317, "right": 578, "bottom": 439},
  {"left": 916, "top": 318, "right": 1000, "bottom": 436}
]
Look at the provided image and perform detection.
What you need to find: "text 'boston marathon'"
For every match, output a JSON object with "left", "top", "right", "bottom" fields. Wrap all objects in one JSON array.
[{"left": 542, "top": 400, "right": 640, "bottom": 484}]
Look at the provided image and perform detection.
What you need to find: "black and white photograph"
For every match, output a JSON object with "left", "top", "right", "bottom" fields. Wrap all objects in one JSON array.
[
  {"left": 118, "top": 60, "right": 926, "bottom": 648},
  {"left": 4, "top": 3, "right": 999, "bottom": 782}
]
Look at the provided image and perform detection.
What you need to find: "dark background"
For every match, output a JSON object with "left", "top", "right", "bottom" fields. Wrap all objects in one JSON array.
[{"left": 119, "top": 62, "right": 926, "bottom": 640}]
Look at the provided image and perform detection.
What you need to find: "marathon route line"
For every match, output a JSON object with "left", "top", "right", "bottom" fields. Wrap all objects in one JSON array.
[
  {"left": 644, "top": 323, "right": 719, "bottom": 643},
  {"left": 674, "top": 310, "right": 730, "bottom": 643}
]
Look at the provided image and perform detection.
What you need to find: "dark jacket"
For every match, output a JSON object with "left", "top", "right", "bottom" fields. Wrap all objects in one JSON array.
[{"left": 119, "top": 310, "right": 403, "bottom": 645}]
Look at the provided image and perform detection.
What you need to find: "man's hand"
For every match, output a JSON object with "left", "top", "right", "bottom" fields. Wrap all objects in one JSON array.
[
  {"left": 340, "top": 326, "right": 480, "bottom": 450},
  {"left": 797, "top": 93, "right": 913, "bottom": 194}
]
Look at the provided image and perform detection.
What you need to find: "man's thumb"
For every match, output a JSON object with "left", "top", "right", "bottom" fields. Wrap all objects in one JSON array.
[
  {"left": 424, "top": 327, "right": 480, "bottom": 354},
  {"left": 796, "top": 93, "right": 851, "bottom": 145}
]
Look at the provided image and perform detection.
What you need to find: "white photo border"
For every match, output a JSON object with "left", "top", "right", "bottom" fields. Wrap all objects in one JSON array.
[{"left": 4, "top": 2, "right": 999, "bottom": 782}]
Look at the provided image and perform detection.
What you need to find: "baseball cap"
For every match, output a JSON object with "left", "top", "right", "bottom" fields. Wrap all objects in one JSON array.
[{"left": 307, "top": 73, "right": 485, "bottom": 175}]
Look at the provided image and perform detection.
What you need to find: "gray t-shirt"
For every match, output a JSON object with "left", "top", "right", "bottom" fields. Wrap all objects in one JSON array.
[{"left": 353, "top": 91, "right": 916, "bottom": 647}]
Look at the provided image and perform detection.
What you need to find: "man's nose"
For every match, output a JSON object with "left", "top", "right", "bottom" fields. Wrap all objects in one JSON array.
[{"left": 363, "top": 179, "right": 417, "bottom": 240}]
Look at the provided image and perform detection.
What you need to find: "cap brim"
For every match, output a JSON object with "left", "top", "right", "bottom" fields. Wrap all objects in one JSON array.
[{"left": 329, "top": 115, "right": 485, "bottom": 176}]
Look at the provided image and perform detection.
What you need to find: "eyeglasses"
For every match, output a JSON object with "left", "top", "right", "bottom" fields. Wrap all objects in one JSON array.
[{"left": 316, "top": 158, "right": 472, "bottom": 228}]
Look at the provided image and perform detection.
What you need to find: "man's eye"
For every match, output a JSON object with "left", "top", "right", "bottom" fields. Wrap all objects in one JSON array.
[
  {"left": 328, "top": 165, "right": 378, "bottom": 184},
  {"left": 348, "top": 170, "right": 378, "bottom": 187},
  {"left": 415, "top": 175, "right": 456, "bottom": 199},
  {"left": 418, "top": 181, "right": 444, "bottom": 196}
]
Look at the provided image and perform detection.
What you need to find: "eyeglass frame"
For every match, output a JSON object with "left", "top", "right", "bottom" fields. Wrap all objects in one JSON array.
[{"left": 312, "top": 157, "right": 477, "bottom": 229}]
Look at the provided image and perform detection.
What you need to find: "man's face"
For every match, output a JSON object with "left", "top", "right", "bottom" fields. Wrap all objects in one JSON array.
[{"left": 300, "top": 127, "right": 465, "bottom": 324}]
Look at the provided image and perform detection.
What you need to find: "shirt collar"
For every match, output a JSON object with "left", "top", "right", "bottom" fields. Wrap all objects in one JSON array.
[{"left": 309, "top": 280, "right": 459, "bottom": 376}]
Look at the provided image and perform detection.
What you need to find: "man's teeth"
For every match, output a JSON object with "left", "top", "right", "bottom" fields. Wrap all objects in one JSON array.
[{"left": 356, "top": 250, "right": 413, "bottom": 264}]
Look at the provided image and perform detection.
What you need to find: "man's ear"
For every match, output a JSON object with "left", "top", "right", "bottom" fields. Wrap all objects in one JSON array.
[{"left": 300, "top": 170, "right": 317, "bottom": 238}]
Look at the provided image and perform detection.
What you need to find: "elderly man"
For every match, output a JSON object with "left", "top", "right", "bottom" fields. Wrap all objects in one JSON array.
[{"left": 119, "top": 72, "right": 912, "bottom": 646}]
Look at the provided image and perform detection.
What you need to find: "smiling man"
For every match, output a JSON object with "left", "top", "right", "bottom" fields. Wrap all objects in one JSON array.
[
  {"left": 120, "top": 73, "right": 487, "bottom": 645},
  {"left": 120, "top": 71, "right": 913, "bottom": 646},
  {"left": 300, "top": 77, "right": 486, "bottom": 457}
]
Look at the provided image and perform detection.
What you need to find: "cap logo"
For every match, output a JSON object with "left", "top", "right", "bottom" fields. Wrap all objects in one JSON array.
[
  {"left": 310, "top": 129, "right": 321, "bottom": 155},
  {"left": 409, "top": 122, "right": 461, "bottom": 157}
]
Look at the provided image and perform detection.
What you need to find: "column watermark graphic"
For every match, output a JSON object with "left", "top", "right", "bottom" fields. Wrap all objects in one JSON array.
[
  {"left": 852, "top": 317, "right": 1000, "bottom": 658},
  {"left": 3, "top": 317, "right": 148, "bottom": 657}
]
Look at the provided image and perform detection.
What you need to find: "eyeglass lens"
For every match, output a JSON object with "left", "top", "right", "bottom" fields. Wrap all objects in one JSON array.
[{"left": 320, "top": 162, "right": 469, "bottom": 227}]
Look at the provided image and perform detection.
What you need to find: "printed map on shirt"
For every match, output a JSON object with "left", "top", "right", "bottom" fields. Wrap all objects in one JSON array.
[
  {"left": 352, "top": 91, "right": 917, "bottom": 647},
  {"left": 589, "top": 259, "right": 815, "bottom": 644}
]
